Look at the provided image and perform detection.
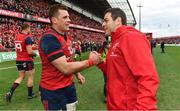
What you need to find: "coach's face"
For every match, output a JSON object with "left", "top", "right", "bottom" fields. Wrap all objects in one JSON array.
[
  {"left": 54, "top": 9, "right": 71, "bottom": 32},
  {"left": 102, "top": 12, "right": 116, "bottom": 36},
  {"left": 102, "top": 12, "right": 122, "bottom": 36}
]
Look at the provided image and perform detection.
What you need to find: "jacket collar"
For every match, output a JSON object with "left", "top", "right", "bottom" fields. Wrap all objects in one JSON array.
[{"left": 111, "top": 25, "right": 128, "bottom": 43}]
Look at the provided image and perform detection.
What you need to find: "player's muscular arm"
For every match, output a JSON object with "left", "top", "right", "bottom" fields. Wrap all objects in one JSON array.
[
  {"left": 51, "top": 52, "right": 101, "bottom": 75},
  {"left": 51, "top": 56, "right": 89, "bottom": 75},
  {"left": 25, "top": 37, "right": 37, "bottom": 57},
  {"left": 26, "top": 45, "right": 37, "bottom": 56}
]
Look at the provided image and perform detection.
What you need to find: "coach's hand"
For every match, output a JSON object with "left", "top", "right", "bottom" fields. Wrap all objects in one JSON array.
[{"left": 89, "top": 51, "right": 101, "bottom": 65}]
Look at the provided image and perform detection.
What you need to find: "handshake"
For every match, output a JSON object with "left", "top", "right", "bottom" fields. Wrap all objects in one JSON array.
[{"left": 88, "top": 51, "right": 102, "bottom": 66}]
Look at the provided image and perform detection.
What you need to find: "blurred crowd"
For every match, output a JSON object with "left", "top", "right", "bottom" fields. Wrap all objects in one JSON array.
[
  {"left": 0, "top": 0, "right": 102, "bottom": 29},
  {"left": 0, "top": 17, "right": 105, "bottom": 52},
  {"left": 69, "top": 10, "right": 102, "bottom": 30},
  {"left": 0, "top": 0, "right": 105, "bottom": 52},
  {"left": 153, "top": 36, "right": 180, "bottom": 44},
  {"left": 0, "top": 0, "right": 52, "bottom": 18}
]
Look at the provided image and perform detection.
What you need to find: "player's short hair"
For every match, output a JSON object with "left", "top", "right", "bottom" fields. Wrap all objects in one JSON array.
[
  {"left": 104, "top": 8, "right": 127, "bottom": 25},
  {"left": 49, "top": 4, "right": 68, "bottom": 23},
  {"left": 21, "top": 24, "right": 30, "bottom": 31}
]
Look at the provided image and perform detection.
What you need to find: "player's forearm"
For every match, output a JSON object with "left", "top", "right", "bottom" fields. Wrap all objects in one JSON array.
[
  {"left": 28, "top": 51, "right": 37, "bottom": 57},
  {"left": 63, "top": 60, "right": 90, "bottom": 75},
  {"left": 30, "top": 51, "right": 36, "bottom": 55},
  {"left": 52, "top": 51, "right": 100, "bottom": 75},
  {"left": 27, "top": 46, "right": 37, "bottom": 56}
]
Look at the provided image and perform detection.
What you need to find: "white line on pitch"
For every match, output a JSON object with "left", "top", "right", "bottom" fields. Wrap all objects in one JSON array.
[{"left": 0, "top": 62, "right": 41, "bottom": 71}]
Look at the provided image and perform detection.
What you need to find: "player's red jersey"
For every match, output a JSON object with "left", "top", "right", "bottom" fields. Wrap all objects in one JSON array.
[
  {"left": 39, "top": 28, "right": 74, "bottom": 90},
  {"left": 0, "top": 44, "right": 4, "bottom": 52},
  {"left": 15, "top": 33, "right": 33, "bottom": 61}
]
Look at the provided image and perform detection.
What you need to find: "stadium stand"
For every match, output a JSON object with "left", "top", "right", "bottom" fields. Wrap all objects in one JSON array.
[
  {"left": 154, "top": 36, "right": 180, "bottom": 44},
  {"left": 0, "top": 0, "right": 105, "bottom": 52},
  {"left": 0, "top": 0, "right": 52, "bottom": 18},
  {"left": 0, "top": 0, "right": 103, "bottom": 29}
]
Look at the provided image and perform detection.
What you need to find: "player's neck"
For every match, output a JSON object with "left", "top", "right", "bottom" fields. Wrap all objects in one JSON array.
[
  {"left": 51, "top": 26, "right": 65, "bottom": 35},
  {"left": 21, "top": 30, "right": 28, "bottom": 34}
]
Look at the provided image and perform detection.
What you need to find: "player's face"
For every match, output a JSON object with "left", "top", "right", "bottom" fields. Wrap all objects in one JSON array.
[
  {"left": 27, "top": 27, "right": 31, "bottom": 34},
  {"left": 102, "top": 12, "right": 116, "bottom": 36},
  {"left": 56, "top": 10, "right": 71, "bottom": 32}
]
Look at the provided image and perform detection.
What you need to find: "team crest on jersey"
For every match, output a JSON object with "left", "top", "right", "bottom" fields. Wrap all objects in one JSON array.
[{"left": 110, "top": 42, "right": 119, "bottom": 57}]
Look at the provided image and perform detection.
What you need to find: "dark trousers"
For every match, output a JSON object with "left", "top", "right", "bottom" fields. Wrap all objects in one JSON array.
[
  {"left": 103, "top": 74, "right": 107, "bottom": 97},
  {"left": 161, "top": 48, "right": 165, "bottom": 53}
]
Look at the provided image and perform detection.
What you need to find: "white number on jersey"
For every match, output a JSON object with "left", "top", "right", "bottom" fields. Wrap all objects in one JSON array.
[{"left": 15, "top": 43, "right": 22, "bottom": 52}]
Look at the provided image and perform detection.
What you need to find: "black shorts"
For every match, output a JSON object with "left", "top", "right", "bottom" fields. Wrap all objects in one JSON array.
[
  {"left": 16, "top": 61, "right": 34, "bottom": 71},
  {"left": 39, "top": 83, "right": 77, "bottom": 110}
]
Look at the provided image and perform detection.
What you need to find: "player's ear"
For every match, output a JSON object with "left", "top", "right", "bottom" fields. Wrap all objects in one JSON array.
[
  {"left": 51, "top": 17, "right": 57, "bottom": 24},
  {"left": 115, "top": 17, "right": 122, "bottom": 25}
]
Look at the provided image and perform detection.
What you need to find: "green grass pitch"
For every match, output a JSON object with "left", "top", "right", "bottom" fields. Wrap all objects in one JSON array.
[{"left": 1, "top": 46, "right": 180, "bottom": 110}]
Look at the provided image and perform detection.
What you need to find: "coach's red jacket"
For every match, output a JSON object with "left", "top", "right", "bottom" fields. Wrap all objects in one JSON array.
[{"left": 98, "top": 26, "right": 159, "bottom": 110}]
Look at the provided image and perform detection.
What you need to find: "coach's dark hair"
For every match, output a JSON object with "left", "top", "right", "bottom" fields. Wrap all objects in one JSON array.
[
  {"left": 21, "top": 24, "right": 30, "bottom": 31},
  {"left": 104, "top": 8, "right": 127, "bottom": 25},
  {"left": 49, "top": 4, "right": 68, "bottom": 23}
]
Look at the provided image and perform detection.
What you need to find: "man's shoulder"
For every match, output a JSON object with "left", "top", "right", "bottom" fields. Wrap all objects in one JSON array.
[
  {"left": 124, "top": 29, "right": 145, "bottom": 40},
  {"left": 42, "top": 33, "right": 57, "bottom": 39},
  {"left": 39, "top": 33, "right": 62, "bottom": 51},
  {"left": 16, "top": 33, "right": 24, "bottom": 39},
  {"left": 40, "top": 33, "right": 58, "bottom": 43},
  {"left": 15, "top": 34, "right": 26, "bottom": 42}
]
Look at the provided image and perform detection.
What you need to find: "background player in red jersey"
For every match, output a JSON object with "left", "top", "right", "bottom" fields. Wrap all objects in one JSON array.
[{"left": 6, "top": 24, "right": 37, "bottom": 103}]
